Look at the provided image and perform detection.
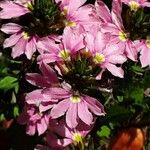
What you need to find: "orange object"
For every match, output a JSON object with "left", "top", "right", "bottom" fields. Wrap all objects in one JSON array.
[{"left": 109, "top": 128, "right": 146, "bottom": 150}]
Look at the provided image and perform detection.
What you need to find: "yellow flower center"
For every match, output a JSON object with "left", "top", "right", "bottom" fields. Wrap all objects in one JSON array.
[
  {"left": 119, "top": 31, "right": 128, "bottom": 42},
  {"left": 146, "top": 40, "right": 150, "bottom": 48},
  {"left": 58, "top": 49, "right": 70, "bottom": 60},
  {"left": 70, "top": 95, "right": 81, "bottom": 103},
  {"left": 66, "top": 21, "right": 76, "bottom": 27},
  {"left": 22, "top": 32, "right": 30, "bottom": 40},
  {"left": 61, "top": 7, "right": 68, "bottom": 16},
  {"left": 72, "top": 133, "right": 83, "bottom": 143},
  {"left": 93, "top": 53, "right": 105, "bottom": 64},
  {"left": 24, "top": 2, "right": 34, "bottom": 11},
  {"left": 129, "top": 1, "right": 140, "bottom": 11}
]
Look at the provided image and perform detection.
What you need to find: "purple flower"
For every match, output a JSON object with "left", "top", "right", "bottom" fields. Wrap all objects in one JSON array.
[
  {"left": 47, "top": 119, "right": 93, "bottom": 149},
  {"left": 0, "top": 0, "right": 31, "bottom": 19},
  {"left": 1, "top": 23, "right": 37, "bottom": 59},
  {"left": 85, "top": 31, "right": 127, "bottom": 79}
]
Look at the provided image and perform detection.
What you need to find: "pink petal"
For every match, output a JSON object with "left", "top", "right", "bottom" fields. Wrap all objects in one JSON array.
[
  {"left": 78, "top": 100, "right": 93, "bottom": 125},
  {"left": 111, "top": 0, "right": 124, "bottom": 30},
  {"left": 3, "top": 33, "right": 22, "bottom": 48},
  {"left": 39, "top": 63, "right": 59, "bottom": 84},
  {"left": 26, "top": 73, "right": 50, "bottom": 88},
  {"left": 95, "top": 31, "right": 108, "bottom": 52},
  {"left": 47, "top": 133, "right": 72, "bottom": 148},
  {"left": 95, "top": 0, "right": 111, "bottom": 23},
  {"left": 37, "top": 117, "right": 48, "bottom": 135},
  {"left": 25, "top": 37, "right": 36, "bottom": 59},
  {"left": 66, "top": 103, "right": 78, "bottom": 128},
  {"left": 37, "top": 54, "right": 59, "bottom": 64},
  {"left": 85, "top": 32, "right": 95, "bottom": 52},
  {"left": 125, "top": 42, "right": 137, "bottom": 61},
  {"left": 140, "top": 47, "right": 150, "bottom": 67},
  {"left": 107, "top": 54, "right": 127, "bottom": 64},
  {"left": 106, "top": 63, "right": 124, "bottom": 78},
  {"left": 1, "top": 23, "right": 22, "bottom": 34},
  {"left": 42, "top": 88, "right": 71, "bottom": 100},
  {"left": 26, "top": 123, "right": 36, "bottom": 135},
  {"left": 50, "top": 99, "right": 70, "bottom": 119},
  {"left": 0, "top": 1, "right": 29, "bottom": 19},
  {"left": 68, "top": 0, "right": 86, "bottom": 14},
  {"left": 84, "top": 95, "right": 105, "bottom": 116},
  {"left": 11, "top": 37, "right": 27, "bottom": 58}
]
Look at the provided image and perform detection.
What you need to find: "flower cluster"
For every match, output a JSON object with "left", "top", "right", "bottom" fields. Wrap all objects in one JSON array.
[{"left": 1, "top": 0, "right": 150, "bottom": 149}]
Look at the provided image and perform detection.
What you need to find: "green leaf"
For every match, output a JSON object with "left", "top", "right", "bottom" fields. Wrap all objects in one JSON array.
[
  {"left": 131, "top": 65, "right": 144, "bottom": 73},
  {"left": 130, "top": 87, "right": 144, "bottom": 102},
  {"left": 97, "top": 125, "right": 111, "bottom": 138},
  {"left": 13, "top": 106, "right": 19, "bottom": 118},
  {"left": 0, "top": 76, "right": 18, "bottom": 92}
]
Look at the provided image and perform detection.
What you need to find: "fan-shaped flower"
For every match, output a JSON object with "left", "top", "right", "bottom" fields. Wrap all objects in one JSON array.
[
  {"left": 42, "top": 87, "right": 105, "bottom": 128},
  {"left": 47, "top": 119, "right": 93, "bottom": 149},
  {"left": 37, "top": 27, "right": 85, "bottom": 64},
  {"left": 85, "top": 31, "right": 127, "bottom": 79},
  {"left": 1, "top": 23, "right": 37, "bottom": 59},
  {"left": 101, "top": 0, "right": 138, "bottom": 61}
]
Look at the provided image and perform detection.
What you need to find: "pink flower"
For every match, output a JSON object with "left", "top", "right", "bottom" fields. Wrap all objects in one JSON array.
[
  {"left": 43, "top": 87, "right": 105, "bottom": 128},
  {"left": 1, "top": 23, "right": 37, "bottom": 59},
  {"left": 18, "top": 105, "right": 50, "bottom": 135},
  {"left": 47, "top": 119, "right": 93, "bottom": 149},
  {"left": 101, "top": 0, "right": 138, "bottom": 61},
  {"left": 38, "top": 27, "right": 85, "bottom": 64},
  {"left": 0, "top": 0, "right": 31, "bottom": 19},
  {"left": 55, "top": 0, "right": 96, "bottom": 30},
  {"left": 138, "top": 40, "right": 150, "bottom": 67},
  {"left": 121, "top": 0, "right": 150, "bottom": 10},
  {"left": 85, "top": 31, "right": 127, "bottom": 79}
]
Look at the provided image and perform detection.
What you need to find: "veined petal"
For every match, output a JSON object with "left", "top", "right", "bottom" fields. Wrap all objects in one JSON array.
[
  {"left": 25, "top": 37, "right": 36, "bottom": 59},
  {"left": 1, "top": 23, "right": 22, "bottom": 34},
  {"left": 66, "top": 103, "right": 78, "bottom": 128},
  {"left": 95, "top": 0, "right": 111, "bottom": 23},
  {"left": 37, "top": 117, "right": 48, "bottom": 135},
  {"left": 140, "top": 47, "right": 150, "bottom": 67},
  {"left": 37, "top": 54, "right": 59, "bottom": 64},
  {"left": 39, "top": 63, "right": 59, "bottom": 85},
  {"left": 0, "top": 1, "right": 30, "bottom": 19},
  {"left": 84, "top": 95, "right": 105, "bottom": 116},
  {"left": 26, "top": 73, "right": 51, "bottom": 88},
  {"left": 11, "top": 37, "right": 27, "bottom": 58},
  {"left": 78, "top": 100, "right": 93, "bottom": 125},
  {"left": 3, "top": 33, "right": 22, "bottom": 48},
  {"left": 106, "top": 63, "right": 124, "bottom": 78},
  {"left": 51, "top": 99, "right": 69, "bottom": 119}
]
